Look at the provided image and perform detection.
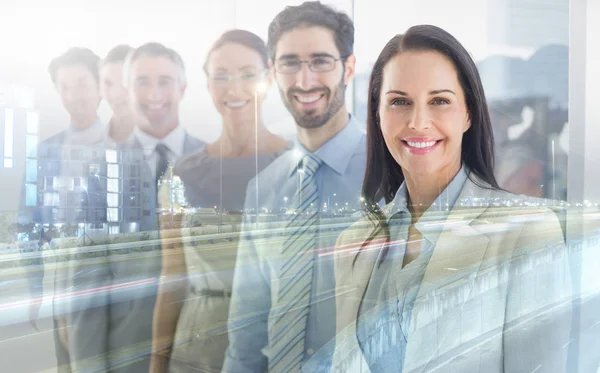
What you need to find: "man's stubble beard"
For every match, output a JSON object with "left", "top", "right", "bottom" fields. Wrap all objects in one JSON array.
[{"left": 281, "top": 78, "right": 346, "bottom": 129}]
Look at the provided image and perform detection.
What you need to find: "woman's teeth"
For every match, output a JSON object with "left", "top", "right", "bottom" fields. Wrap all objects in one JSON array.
[
  {"left": 406, "top": 141, "right": 437, "bottom": 148},
  {"left": 225, "top": 101, "right": 249, "bottom": 108},
  {"left": 147, "top": 104, "right": 164, "bottom": 110}
]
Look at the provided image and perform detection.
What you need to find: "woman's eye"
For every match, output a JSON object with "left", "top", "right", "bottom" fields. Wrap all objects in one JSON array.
[
  {"left": 431, "top": 97, "right": 450, "bottom": 105},
  {"left": 391, "top": 98, "right": 409, "bottom": 106}
]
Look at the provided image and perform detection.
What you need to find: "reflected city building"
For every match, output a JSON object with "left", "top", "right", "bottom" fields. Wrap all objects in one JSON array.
[
  {"left": 18, "top": 144, "right": 166, "bottom": 239},
  {"left": 478, "top": 44, "right": 569, "bottom": 201},
  {"left": 25, "top": 144, "right": 108, "bottom": 237}
]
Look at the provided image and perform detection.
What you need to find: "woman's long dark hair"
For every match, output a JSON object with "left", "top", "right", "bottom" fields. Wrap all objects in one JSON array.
[{"left": 358, "top": 25, "right": 500, "bottom": 265}]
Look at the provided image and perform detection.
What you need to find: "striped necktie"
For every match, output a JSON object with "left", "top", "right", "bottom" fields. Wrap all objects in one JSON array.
[
  {"left": 269, "top": 153, "right": 322, "bottom": 373},
  {"left": 155, "top": 143, "right": 170, "bottom": 187}
]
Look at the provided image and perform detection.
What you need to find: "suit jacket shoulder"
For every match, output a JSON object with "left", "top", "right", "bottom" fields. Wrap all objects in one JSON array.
[
  {"left": 36, "top": 130, "right": 68, "bottom": 158},
  {"left": 41, "top": 130, "right": 68, "bottom": 146},
  {"left": 183, "top": 133, "right": 206, "bottom": 154}
]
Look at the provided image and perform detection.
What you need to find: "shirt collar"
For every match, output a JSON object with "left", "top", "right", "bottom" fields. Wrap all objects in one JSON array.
[
  {"left": 133, "top": 125, "right": 186, "bottom": 158},
  {"left": 288, "top": 114, "right": 364, "bottom": 177},
  {"left": 385, "top": 164, "right": 469, "bottom": 223},
  {"left": 68, "top": 118, "right": 102, "bottom": 134},
  {"left": 105, "top": 117, "right": 129, "bottom": 146}
]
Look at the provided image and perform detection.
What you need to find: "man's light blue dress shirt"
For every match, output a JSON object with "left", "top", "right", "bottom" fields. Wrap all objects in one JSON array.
[{"left": 223, "top": 116, "right": 367, "bottom": 372}]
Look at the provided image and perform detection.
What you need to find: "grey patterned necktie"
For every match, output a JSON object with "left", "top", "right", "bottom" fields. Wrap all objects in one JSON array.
[{"left": 269, "top": 153, "right": 322, "bottom": 373}]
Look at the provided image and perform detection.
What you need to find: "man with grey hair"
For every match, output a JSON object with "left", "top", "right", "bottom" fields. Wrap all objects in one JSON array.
[
  {"left": 125, "top": 43, "right": 189, "bottom": 140},
  {"left": 121, "top": 42, "right": 205, "bottom": 233},
  {"left": 67, "top": 42, "right": 205, "bottom": 373},
  {"left": 114, "top": 42, "right": 205, "bottom": 372}
]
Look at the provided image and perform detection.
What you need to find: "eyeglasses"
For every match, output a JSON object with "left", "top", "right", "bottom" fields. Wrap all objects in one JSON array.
[
  {"left": 274, "top": 56, "right": 344, "bottom": 74},
  {"left": 209, "top": 70, "right": 266, "bottom": 85}
]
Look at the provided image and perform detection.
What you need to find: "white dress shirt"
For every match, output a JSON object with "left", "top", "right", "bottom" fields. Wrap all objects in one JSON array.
[{"left": 133, "top": 125, "right": 186, "bottom": 179}]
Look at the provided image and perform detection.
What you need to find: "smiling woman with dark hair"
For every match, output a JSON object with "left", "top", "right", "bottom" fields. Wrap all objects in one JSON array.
[{"left": 317, "top": 25, "right": 572, "bottom": 373}]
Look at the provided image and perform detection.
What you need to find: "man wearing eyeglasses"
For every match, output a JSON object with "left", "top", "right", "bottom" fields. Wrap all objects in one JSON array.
[{"left": 223, "top": 2, "right": 366, "bottom": 373}]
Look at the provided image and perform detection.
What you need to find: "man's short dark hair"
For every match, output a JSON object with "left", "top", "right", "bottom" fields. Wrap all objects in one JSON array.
[
  {"left": 48, "top": 47, "right": 101, "bottom": 85},
  {"left": 267, "top": 1, "right": 354, "bottom": 61},
  {"left": 100, "top": 44, "right": 135, "bottom": 67},
  {"left": 125, "top": 42, "right": 186, "bottom": 85}
]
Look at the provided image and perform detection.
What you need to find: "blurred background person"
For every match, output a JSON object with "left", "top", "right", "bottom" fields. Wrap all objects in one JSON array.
[
  {"left": 150, "top": 29, "right": 290, "bottom": 373},
  {"left": 36, "top": 228, "right": 66, "bottom": 365},
  {"left": 48, "top": 48, "right": 105, "bottom": 146},
  {"left": 99, "top": 44, "right": 136, "bottom": 145},
  {"left": 22, "top": 46, "right": 105, "bottom": 373}
]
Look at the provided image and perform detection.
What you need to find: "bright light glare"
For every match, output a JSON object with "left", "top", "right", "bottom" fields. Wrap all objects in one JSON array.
[{"left": 255, "top": 81, "right": 269, "bottom": 93}]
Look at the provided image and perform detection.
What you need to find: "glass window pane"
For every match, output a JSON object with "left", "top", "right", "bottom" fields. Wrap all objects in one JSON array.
[
  {"left": 107, "top": 193, "right": 119, "bottom": 207},
  {"left": 126, "top": 209, "right": 140, "bottom": 221},
  {"left": 107, "top": 178, "right": 120, "bottom": 193},
  {"left": 44, "top": 176, "right": 53, "bottom": 190},
  {"left": 79, "top": 177, "right": 87, "bottom": 191},
  {"left": 108, "top": 164, "right": 120, "bottom": 179},
  {"left": 106, "top": 149, "right": 118, "bottom": 163},
  {"left": 4, "top": 158, "right": 13, "bottom": 168},
  {"left": 26, "top": 135, "right": 37, "bottom": 158},
  {"left": 43, "top": 192, "right": 59, "bottom": 207},
  {"left": 56, "top": 176, "right": 75, "bottom": 191},
  {"left": 26, "top": 111, "right": 39, "bottom": 134},
  {"left": 107, "top": 208, "right": 120, "bottom": 222},
  {"left": 4, "top": 108, "right": 13, "bottom": 158},
  {"left": 25, "top": 184, "right": 37, "bottom": 207}
]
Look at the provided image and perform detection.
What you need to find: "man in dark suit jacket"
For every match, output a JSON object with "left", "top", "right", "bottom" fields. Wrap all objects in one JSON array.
[{"left": 66, "top": 42, "right": 206, "bottom": 373}]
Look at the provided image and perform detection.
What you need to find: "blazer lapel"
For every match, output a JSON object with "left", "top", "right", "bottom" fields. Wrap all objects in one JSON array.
[
  {"left": 182, "top": 132, "right": 206, "bottom": 155},
  {"left": 333, "top": 216, "right": 388, "bottom": 372},
  {"left": 404, "top": 175, "right": 492, "bottom": 372},
  {"left": 336, "top": 203, "right": 396, "bottom": 330},
  {"left": 182, "top": 132, "right": 193, "bottom": 154}
]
